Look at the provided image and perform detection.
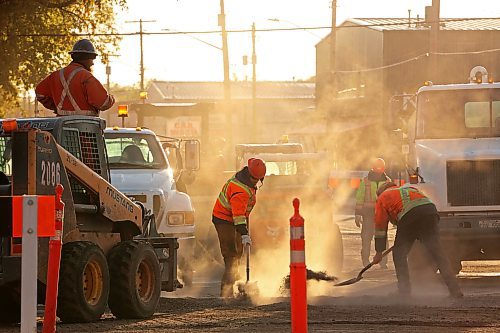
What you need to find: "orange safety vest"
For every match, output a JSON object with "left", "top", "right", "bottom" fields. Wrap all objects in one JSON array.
[
  {"left": 374, "top": 186, "right": 433, "bottom": 239},
  {"left": 35, "top": 62, "right": 114, "bottom": 116},
  {"left": 212, "top": 176, "right": 256, "bottom": 227}
]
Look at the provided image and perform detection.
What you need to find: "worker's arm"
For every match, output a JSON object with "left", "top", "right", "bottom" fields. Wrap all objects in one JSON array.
[
  {"left": 354, "top": 179, "right": 365, "bottom": 216},
  {"left": 374, "top": 196, "right": 389, "bottom": 252},
  {"left": 83, "top": 75, "right": 115, "bottom": 111},
  {"left": 229, "top": 190, "right": 250, "bottom": 235},
  {"left": 35, "top": 74, "right": 57, "bottom": 111}
]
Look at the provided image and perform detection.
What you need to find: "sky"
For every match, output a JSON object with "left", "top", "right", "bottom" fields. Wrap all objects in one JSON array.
[{"left": 92, "top": 0, "right": 500, "bottom": 87}]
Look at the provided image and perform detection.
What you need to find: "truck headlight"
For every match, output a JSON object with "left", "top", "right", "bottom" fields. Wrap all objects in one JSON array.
[{"left": 167, "top": 211, "right": 195, "bottom": 226}]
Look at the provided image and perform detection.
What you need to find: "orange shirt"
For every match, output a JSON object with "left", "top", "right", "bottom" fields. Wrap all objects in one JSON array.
[
  {"left": 213, "top": 176, "right": 256, "bottom": 226},
  {"left": 35, "top": 62, "right": 114, "bottom": 116}
]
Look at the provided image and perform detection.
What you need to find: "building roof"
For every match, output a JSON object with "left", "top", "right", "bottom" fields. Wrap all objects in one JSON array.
[
  {"left": 343, "top": 17, "right": 500, "bottom": 32},
  {"left": 148, "top": 81, "right": 315, "bottom": 101}
]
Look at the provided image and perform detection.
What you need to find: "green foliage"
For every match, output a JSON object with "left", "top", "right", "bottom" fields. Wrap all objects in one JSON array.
[{"left": 0, "top": 0, "right": 127, "bottom": 117}]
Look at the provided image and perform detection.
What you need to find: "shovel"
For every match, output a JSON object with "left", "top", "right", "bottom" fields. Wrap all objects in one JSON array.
[
  {"left": 236, "top": 244, "right": 259, "bottom": 297},
  {"left": 335, "top": 246, "right": 394, "bottom": 286}
]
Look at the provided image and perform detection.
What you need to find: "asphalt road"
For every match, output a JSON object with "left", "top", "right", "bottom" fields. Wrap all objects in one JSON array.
[{"left": 1, "top": 216, "right": 499, "bottom": 332}]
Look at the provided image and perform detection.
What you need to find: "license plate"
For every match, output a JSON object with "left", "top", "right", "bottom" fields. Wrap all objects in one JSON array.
[{"left": 478, "top": 220, "right": 500, "bottom": 228}]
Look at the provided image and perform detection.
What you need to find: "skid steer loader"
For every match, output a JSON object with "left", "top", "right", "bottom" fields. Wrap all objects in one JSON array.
[{"left": 0, "top": 116, "right": 189, "bottom": 323}]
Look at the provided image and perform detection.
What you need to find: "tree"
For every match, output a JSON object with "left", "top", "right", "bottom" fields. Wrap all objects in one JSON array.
[{"left": 0, "top": 0, "right": 127, "bottom": 116}]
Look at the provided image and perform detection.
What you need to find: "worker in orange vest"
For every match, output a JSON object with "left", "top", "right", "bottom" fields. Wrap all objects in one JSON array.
[
  {"left": 35, "top": 39, "right": 115, "bottom": 116},
  {"left": 373, "top": 181, "right": 463, "bottom": 298},
  {"left": 354, "top": 157, "right": 391, "bottom": 267},
  {"left": 212, "top": 158, "right": 266, "bottom": 298}
]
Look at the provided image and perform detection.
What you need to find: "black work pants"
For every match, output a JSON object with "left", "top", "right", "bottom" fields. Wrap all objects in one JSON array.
[
  {"left": 393, "top": 205, "right": 461, "bottom": 295},
  {"left": 214, "top": 222, "right": 243, "bottom": 297}
]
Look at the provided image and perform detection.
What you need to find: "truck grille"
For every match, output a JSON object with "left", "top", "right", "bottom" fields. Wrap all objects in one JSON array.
[{"left": 447, "top": 160, "right": 500, "bottom": 206}]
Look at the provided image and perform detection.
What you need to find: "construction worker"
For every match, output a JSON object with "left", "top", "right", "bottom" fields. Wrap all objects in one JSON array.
[
  {"left": 35, "top": 39, "right": 115, "bottom": 116},
  {"left": 212, "top": 158, "right": 266, "bottom": 298},
  {"left": 354, "top": 157, "right": 391, "bottom": 268},
  {"left": 372, "top": 182, "right": 463, "bottom": 298}
]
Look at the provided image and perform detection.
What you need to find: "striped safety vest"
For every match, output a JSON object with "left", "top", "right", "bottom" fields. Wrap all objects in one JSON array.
[{"left": 213, "top": 176, "right": 256, "bottom": 227}]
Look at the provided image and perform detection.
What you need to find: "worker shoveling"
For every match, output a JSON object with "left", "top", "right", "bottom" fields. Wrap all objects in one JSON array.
[{"left": 335, "top": 246, "right": 394, "bottom": 286}]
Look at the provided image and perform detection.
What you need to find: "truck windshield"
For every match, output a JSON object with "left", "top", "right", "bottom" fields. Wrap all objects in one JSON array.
[
  {"left": 0, "top": 137, "right": 12, "bottom": 176},
  {"left": 416, "top": 88, "right": 500, "bottom": 139},
  {"left": 105, "top": 133, "right": 168, "bottom": 169}
]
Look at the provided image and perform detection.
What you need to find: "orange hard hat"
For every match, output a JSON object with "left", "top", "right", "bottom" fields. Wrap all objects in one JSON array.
[
  {"left": 248, "top": 158, "right": 266, "bottom": 179},
  {"left": 372, "top": 158, "right": 386, "bottom": 173}
]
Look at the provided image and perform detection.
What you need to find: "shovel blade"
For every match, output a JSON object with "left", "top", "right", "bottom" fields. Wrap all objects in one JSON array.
[{"left": 334, "top": 276, "right": 363, "bottom": 286}]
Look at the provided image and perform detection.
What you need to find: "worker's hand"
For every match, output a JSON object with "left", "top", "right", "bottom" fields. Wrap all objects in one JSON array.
[
  {"left": 372, "top": 252, "right": 383, "bottom": 265},
  {"left": 241, "top": 234, "right": 252, "bottom": 247},
  {"left": 354, "top": 215, "right": 362, "bottom": 228}
]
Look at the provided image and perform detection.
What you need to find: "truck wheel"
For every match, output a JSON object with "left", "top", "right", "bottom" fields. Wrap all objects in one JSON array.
[
  {"left": 0, "top": 287, "right": 20, "bottom": 324},
  {"left": 57, "top": 242, "right": 110, "bottom": 323},
  {"left": 108, "top": 241, "right": 161, "bottom": 319}
]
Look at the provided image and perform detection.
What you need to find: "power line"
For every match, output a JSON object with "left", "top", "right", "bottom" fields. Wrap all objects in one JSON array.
[
  {"left": 11, "top": 17, "right": 500, "bottom": 38},
  {"left": 334, "top": 48, "right": 500, "bottom": 74}
]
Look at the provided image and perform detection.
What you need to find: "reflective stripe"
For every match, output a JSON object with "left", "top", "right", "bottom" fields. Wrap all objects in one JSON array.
[
  {"left": 290, "top": 251, "right": 305, "bottom": 264},
  {"left": 290, "top": 226, "right": 304, "bottom": 240},
  {"left": 374, "top": 230, "right": 387, "bottom": 238},
  {"left": 396, "top": 187, "right": 432, "bottom": 220},
  {"left": 57, "top": 109, "right": 98, "bottom": 116},
  {"left": 57, "top": 67, "right": 84, "bottom": 113},
  {"left": 233, "top": 216, "right": 247, "bottom": 225}
]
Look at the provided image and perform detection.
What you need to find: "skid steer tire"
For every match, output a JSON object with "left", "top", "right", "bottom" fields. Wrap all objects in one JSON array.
[
  {"left": 0, "top": 286, "right": 21, "bottom": 324},
  {"left": 57, "top": 241, "right": 110, "bottom": 323},
  {"left": 108, "top": 241, "right": 161, "bottom": 319}
]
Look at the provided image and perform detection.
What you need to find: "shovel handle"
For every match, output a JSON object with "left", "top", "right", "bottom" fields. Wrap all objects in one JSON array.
[
  {"left": 246, "top": 243, "right": 250, "bottom": 282},
  {"left": 358, "top": 245, "right": 394, "bottom": 277}
]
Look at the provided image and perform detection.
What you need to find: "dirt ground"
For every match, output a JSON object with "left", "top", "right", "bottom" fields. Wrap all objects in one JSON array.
[{"left": 1, "top": 216, "right": 499, "bottom": 332}]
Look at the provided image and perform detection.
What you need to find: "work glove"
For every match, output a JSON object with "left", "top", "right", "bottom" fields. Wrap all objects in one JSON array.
[
  {"left": 241, "top": 234, "right": 252, "bottom": 247},
  {"left": 372, "top": 252, "right": 383, "bottom": 265},
  {"left": 354, "top": 215, "right": 363, "bottom": 228}
]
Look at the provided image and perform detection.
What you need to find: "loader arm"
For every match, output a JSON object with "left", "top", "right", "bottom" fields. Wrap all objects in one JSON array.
[{"left": 56, "top": 143, "right": 143, "bottom": 226}]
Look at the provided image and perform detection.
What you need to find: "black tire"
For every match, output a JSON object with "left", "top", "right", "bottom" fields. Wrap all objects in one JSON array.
[
  {"left": 0, "top": 286, "right": 21, "bottom": 324},
  {"left": 57, "top": 241, "right": 110, "bottom": 323},
  {"left": 108, "top": 241, "right": 161, "bottom": 319}
]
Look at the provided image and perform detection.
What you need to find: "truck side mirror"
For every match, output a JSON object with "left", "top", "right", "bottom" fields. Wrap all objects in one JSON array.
[{"left": 184, "top": 140, "right": 200, "bottom": 171}]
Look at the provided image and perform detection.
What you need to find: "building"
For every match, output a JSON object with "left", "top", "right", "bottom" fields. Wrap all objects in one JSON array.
[
  {"left": 316, "top": 15, "right": 500, "bottom": 170},
  {"left": 103, "top": 80, "right": 315, "bottom": 147}
]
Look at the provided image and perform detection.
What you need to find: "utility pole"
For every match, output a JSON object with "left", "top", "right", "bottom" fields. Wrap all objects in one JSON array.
[
  {"left": 429, "top": 0, "right": 440, "bottom": 80},
  {"left": 219, "top": 0, "right": 232, "bottom": 162},
  {"left": 126, "top": 19, "right": 155, "bottom": 94},
  {"left": 251, "top": 22, "right": 257, "bottom": 142},
  {"left": 329, "top": 0, "right": 337, "bottom": 98},
  {"left": 102, "top": 53, "right": 119, "bottom": 93}
]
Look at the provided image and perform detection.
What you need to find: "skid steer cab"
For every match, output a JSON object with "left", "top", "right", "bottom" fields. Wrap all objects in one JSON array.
[{"left": 0, "top": 116, "right": 180, "bottom": 324}]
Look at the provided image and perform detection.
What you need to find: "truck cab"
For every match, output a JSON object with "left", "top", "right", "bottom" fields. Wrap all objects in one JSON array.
[
  {"left": 104, "top": 127, "right": 199, "bottom": 285},
  {"left": 403, "top": 66, "right": 500, "bottom": 273}
]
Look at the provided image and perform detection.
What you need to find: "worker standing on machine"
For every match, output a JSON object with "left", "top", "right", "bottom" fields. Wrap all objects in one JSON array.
[{"left": 36, "top": 38, "right": 115, "bottom": 116}]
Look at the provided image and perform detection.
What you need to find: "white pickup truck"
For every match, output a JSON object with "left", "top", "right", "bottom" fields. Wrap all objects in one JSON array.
[{"left": 104, "top": 127, "right": 200, "bottom": 285}]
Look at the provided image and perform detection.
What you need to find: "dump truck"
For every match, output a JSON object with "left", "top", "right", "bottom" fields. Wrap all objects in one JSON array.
[
  {"left": 394, "top": 66, "right": 500, "bottom": 274},
  {"left": 104, "top": 127, "right": 200, "bottom": 286},
  {"left": 0, "top": 116, "right": 196, "bottom": 323},
  {"left": 235, "top": 143, "right": 344, "bottom": 274}
]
